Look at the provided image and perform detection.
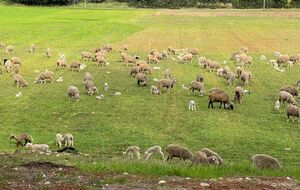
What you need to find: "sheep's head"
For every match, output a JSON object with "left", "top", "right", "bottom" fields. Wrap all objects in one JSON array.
[
  {"left": 9, "top": 134, "right": 15, "bottom": 139},
  {"left": 208, "top": 156, "right": 219, "bottom": 165},
  {"left": 225, "top": 102, "right": 234, "bottom": 110}
]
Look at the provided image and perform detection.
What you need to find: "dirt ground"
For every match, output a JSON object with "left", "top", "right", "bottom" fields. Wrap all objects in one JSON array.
[{"left": 1, "top": 161, "right": 299, "bottom": 190}]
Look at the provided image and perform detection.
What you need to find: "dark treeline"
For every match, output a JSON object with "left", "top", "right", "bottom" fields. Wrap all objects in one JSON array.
[{"left": 6, "top": 0, "right": 300, "bottom": 8}]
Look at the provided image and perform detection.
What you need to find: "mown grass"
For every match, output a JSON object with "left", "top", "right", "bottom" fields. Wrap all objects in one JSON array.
[{"left": 0, "top": 5, "right": 300, "bottom": 179}]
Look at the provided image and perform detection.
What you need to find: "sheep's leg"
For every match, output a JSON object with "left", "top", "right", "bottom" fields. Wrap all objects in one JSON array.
[
  {"left": 136, "top": 151, "right": 141, "bottom": 160},
  {"left": 159, "top": 151, "right": 165, "bottom": 160},
  {"left": 219, "top": 102, "right": 222, "bottom": 109},
  {"left": 145, "top": 153, "right": 151, "bottom": 160}
]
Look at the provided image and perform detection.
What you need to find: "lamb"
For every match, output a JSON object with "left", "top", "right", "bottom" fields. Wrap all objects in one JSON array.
[
  {"left": 11, "top": 57, "right": 22, "bottom": 65},
  {"left": 102, "top": 44, "right": 112, "bottom": 52},
  {"left": 147, "top": 54, "right": 159, "bottom": 64},
  {"left": 277, "top": 55, "right": 290, "bottom": 67},
  {"left": 240, "top": 71, "right": 252, "bottom": 85},
  {"left": 56, "top": 133, "right": 64, "bottom": 148},
  {"left": 216, "top": 68, "right": 225, "bottom": 77},
  {"left": 35, "top": 70, "right": 54, "bottom": 84},
  {"left": 179, "top": 53, "right": 193, "bottom": 64},
  {"left": 166, "top": 144, "right": 192, "bottom": 162},
  {"left": 190, "top": 48, "right": 199, "bottom": 56},
  {"left": 280, "top": 86, "right": 299, "bottom": 97},
  {"left": 236, "top": 66, "right": 243, "bottom": 78},
  {"left": 81, "top": 51, "right": 94, "bottom": 61},
  {"left": 157, "top": 79, "right": 176, "bottom": 94},
  {"left": 67, "top": 86, "right": 80, "bottom": 101},
  {"left": 123, "top": 54, "right": 138, "bottom": 66},
  {"left": 104, "top": 83, "right": 109, "bottom": 91},
  {"left": 164, "top": 68, "right": 172, "bottom": 79},
  {"left": 274, "top": 100, "right": 280, "bottom": 111},
  {"left": 136, "top": 73, "right": 148, "bottom": 86},
  {"left": 69, "top": 61, "right": 81, "bottom": 72},
  {"left": 234, "top": 86, "right": 245, "bottom": 104},
  {"left": 192, "top": 151, "right": 219, "bottom": 165},
  {"left": 64, "top": 134, "right": 74, "bottom": 147},
  {"left": 231, "top": 51, "right": 244, "bottom": 61},
  {"left": 5, "top": 45, "right": 14, "bottom": 54},
  {"left": 123, "top": 146, "right": 141, "bottom": 159},
  {"left": 84, "top": 79, "right": 98, "bottom": 95},
  {"left": 139, "top": 62, "right": 152, "bottom": 74},
  {"left": 56, "top": 59, "right": 67, "bottom": 70},
  {"left": 226, "top": 71, "right": 235, "bottom": 86},
  {"left": 237, "top": 54, "right": 252, "bottom": 67},
  {"left": 290, "top": 54, "right": 300, "bottom": 63},
  {"left": 10, "top": 133, "right": 33, "bottom": 147},
  {"left": 144, "top": 146, "right": 164, "bottom": 160},
  {"left": 28, "top": 44, "right": 37, "bottom": 53},
  {"left": 46, "top": 48, "right": 52, "bottom": 58},
  {"left": 168, "top": 46, "right": 176, "bottom": 54},
  {"left": 119, "top": 44, "right": 128, "bottom": 52},
  {"left": 13, "top": 64, "right": 20, "bottom": 74},
  {"left": 196, "top": 75, "right": 204, "bottom": 83},
  {"left": 84, "top": 72, "right": 93, "bottom": 82},
  {"left": 26, "top": 143, "right": 50, "bottom": 153},
  {"left": 208, "top": 88, "right": 233, "bottom": 110},
  {"left": 4, "top": 59, "right": 12, "bottom": 72},
  {"left": 151, "top": 85, "right": 161, "bottom": 95},
  {"left": 190, "top": 80, "right": 205, "bottom": 96},
  {"left": 188, "top": 100, "right": 196, "bottom": 111},
  {"left": 252, "top": 154, "right": 281, "bottom": 169},
  {"left": 13, "top": 74, "right": 28, "bottom": 88},
  {"left": 206, "top": 60, "right": 220, "bottom": 72},
  {"left": 95, "top": 55, "right": 107, "bottom": 66},
  {"left": 278, "top": 91, "right": 297, "bottom": 105},
  {"left": 200, "top": 148, "right": 224, "bottom": 165},
  {"left": 286, "top": 104, "right": 300, "bottom": 122}
]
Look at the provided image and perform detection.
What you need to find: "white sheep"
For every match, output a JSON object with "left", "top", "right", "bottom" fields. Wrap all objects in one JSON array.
[
  {"left": 151, "top": 85, "right": 161, "bottom": 95},
  {"left": 144, "top": 146, "right": 164, "bottom": 160},
  {"left": 64, "top": 134, "right": 74, "bottom": 147},
  {"left": 56, "top": 133, "right": 64, "bottom": 148},
  {"left": 274, "top": 100, "right": 280, "bottom": 111},
  {"left": 188, "top": 100, "right": 196, "bottom": 111},
  {"left": 123, "top": 146, "right": 141, "bottom": 160},
  {"left": 104, "top": 83, "right": 109, "bottom": 91},
  {"left": 26, "top": 143, "right": 50, "bottom": 153}
]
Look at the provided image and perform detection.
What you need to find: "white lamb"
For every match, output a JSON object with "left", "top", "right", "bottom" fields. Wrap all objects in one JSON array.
[
  {"left": 274, "top": 100, "right": 280, "bottom": 111},
  {"left": 26, "top": 143, "right": 50, "bottom": 153},
  {"left": 144, "top": 146, "right": 164, "bottom": 160},
  {"left": 189, "top": 100, "right": 196, "bottom": 111},
  {"left": 104, "top": 83, "right": 109, "bottom": 91}
]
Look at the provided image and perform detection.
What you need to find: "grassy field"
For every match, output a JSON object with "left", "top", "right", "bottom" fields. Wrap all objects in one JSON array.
[{"left": 0, "top": 5, "right": 300, "bottom": 179}]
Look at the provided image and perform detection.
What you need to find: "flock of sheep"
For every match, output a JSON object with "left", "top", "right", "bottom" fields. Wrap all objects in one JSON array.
[{"left": 1, "top": 40, "right": 299, "bottom": 170}]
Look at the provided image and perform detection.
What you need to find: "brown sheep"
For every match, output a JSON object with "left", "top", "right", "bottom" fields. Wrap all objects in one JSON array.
[
  {"left": 57, "top": 59, "right": 67, "bottom": 70},
  {"left": 67, "top": 86, "right": 80, "bottom": 101},
  {"left": 69, "top": 61, "right": 81, "bottom": 72},
  {"left": 10, "top": 133, "right": 33, "bottom": 147},
  {"left": 11, "top": 57, "right": 22, "bottom": 65},
  {"left": 147, "top": 54, "right": 159, "bottom": 64},
  {"left": 95, "top": 55, "right": 107, "bottom": 66},
  {"left": 290, "top": 54, "right": 300, "bottom": 63},
  {"left": 164, "top": 68, "right": 172, "bottom": 79},
  {"left": 277, "top": 55, "right": 290, "bottom": 66},
  {"left": 35, "top": 70, "right": 54, "bottom": 84},
  {"left": 196, "top": 75, "right": 204, "bottom": 83},
  {"left": 226, "top": 71, "right": 235, "bottom": 86},
  {"left": 190, "top": 48, "right": 199, "bottom": 56},
  {"left": 240, "top": 71, "right": 252, "bottom": 86},
  {"left": 280, "top": 86, "right": 299, "bottom": 97},
  {"left": 84, "top": 79, "right": 98, "bottom": 95},
  {"left": 192, "top": 151, "right": 219, "bottom": 165},
  {"left": 208, "top": 88, "right": 233, "bottom": 109},
  {"left": 140, "top": 63, "right": 152, "bottom": 74},
  {"left": 157, "top": 79, "right": 176, "bottom": 94},
  {"left": 278, "top": 91, "right": 297, "bottom": 105},
  {"left": 286, "top": 104, "right": 300, "bottom": 122},
  {"left": 166, "top": 144, "right": 192, "bottom": 162},
  {"left": 129, "top": 65, "right": 141, "bottom": 77},
  {"left": 200, "top": 148, "right": 224, "bottom": 165},
  {"left": 252, "top": 154, "right": 281, "bottom": 169},
  {"left": 13, "top": 74, "right": 28, "bottom": 88},
  {"left": 81, "top": 51, "right": 94, "bottom": 61},
  {"left": 136, "top": 73, "right": 148, "bottom": 86},
  {"left": 190, "top": 80, "right": 205, "bottom": 96},
  {"left": 13, "top": 64, "right": 20, "bottom": 74},
  {"left": 234, "top": 86, "right": 245, "bottom": 104}
]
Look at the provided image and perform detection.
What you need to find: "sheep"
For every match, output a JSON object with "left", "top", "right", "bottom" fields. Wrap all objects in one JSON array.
[
  {"left": 123, "top": 54, "right": 138, "bottom": 66},
  {"left": 234, "top": 86, "right": 245, "bottom": 104},
  {"left": 151, "top": 85, "right": 161, "bottom": 95},
  {"left": 200, "top": 148, "right": 224, "bottom": 165},
  {"left": 230, "top": 51, "right": 244, "bottom": 61},
  {"left": 35, "top": 70, "right": 54, "bottom": 84},
  {"left": 157, "top": 79, "right": 176, "bottom": 94},
  {"left": 240, "top": 45, "right": 248, "bottom": 53},
  {"left": 161, "top": 50, "right": 168, "bottom": 59},
  {"left": 139, "top": 63, "right": 152, "bottom": 74},
  {"left": 280, "top": 86, "right": 299, "bottom": 97},
  {"left": 198, "top": 56, "right": 208, "bottom": 68},
  {"left": 4, "top": 59, "right": 12, "bottom": 72},
  {"left": 196, "top": 75, "right": 204, "bottom": 83},
  {"left": 13, "top": 74, "right": 28, "bottom": 88},
  {"left": 190, "top": 48, "right": 199, "bottom": 56},
  {"left": 95, "top": 50, "right": 107, "bottom": 59},
  {"left": 190, "top": 80, "right": 205, "bottom": 96},
  {"left": 102, "top": 44, "right": 112, "bottom": 52},
  {"left": 84, "top": 79, "right": 98, "bottom": 95},
  {"left": 64, "top": 134, "right": 74, "bottom": 147},
  {"left": 144, "top": 146, "right": 164, "bottom": 160},
  {"left": 286, "top": 104, "right": 300, "bottom": 122},
  {"left": 136, "top": 73, "right": 148, "bottom": 86},
  {"left": 46, "top": 48, "right": 52, "bottom": 58},
  {"left": 26, "top": 143, "right": 50, "bottom": 153},
  {"left": 28, "top": 44, "right": 37, "bottom": 53},
  {"left": 5, "top": 45, "right": 14, "bottom": 54},
  {"left": 236, "top": 66, "right": 243, "bottom": 78},
  {"left": 192, "top": 151, "right": 219, "bottom": 165},
  {"left": 166, "top": 144, "right": 192, "bottom": 162},
  {"left": 188, "top": 100, "right": 196, "bottom": 111},
  {"left": 56, "top": 133, "right": 64, "bottom": 148},
  {"left": 217, "top": 68, "right": 225, "bottom": 77},
  {"left": 67, "top": 86, "right": 80, "bottom": 101},
  {"left": 168, "top": 46, "right": 176, "bottom": 54},
  {"left": 277, "top": 55, "right": 290, "bottom": 67},
  {"left": 147, "top": 53, "right": 159, "bottom": 64},
  {"left": 123, "top": 146, "right": 141, "bottom": 159},
  {"left": 81, "top": 51, "right": 94, "bottom": 61},
  {"left": 240, "top": 71, "right": 252, "bottom": 86},
  {"left": 135, "top": 60, "right": 147, "bottom": 66},
  {"left": 95, "top": 55, "right": 107, "bottom": 66},
  {"left": 290, "top": 54, "right": 300, "bottom": 63},
  {"left": 206, "top": 60, "right": 220, "bottom": 72},
  {"left": 226, "top": 71, "right": 235, "bottom": 86},
  {"left": 10, "top": 133, "right": 32, "bottom": 147},
  {"left": 13, "top": 64, "right": 20, "bottom": 74},
  {"left": 69, "top": 61, "right": 81, "bottom": 72},
  {"left": 56, "top": 59, "right": 67, "bottom": 70},
  {"left": 208, "top": 88, "right": 233, "bottom": 110},
  {"left": 104, "top": 83, "right": 109, "bottom": 91},
  {"left": 119, "top": 44, "right": 128, "bottom": 52},
  {"left": 237, "top": 54, "right": 252, "bottom": 67},
  {"left": 278, "top": 91, "right": 297, "bottom": 105},
  {"left": 223, "top": 66, "right": 231, "bottom": 75},
  {"left": 252, "top": 154, "right": 281, "bottom": 169},
  {"left": 11, "top": 57, "right": 21, "bottom": 65},
  {"left": 84, "top": 72, "right": 93, "bottom": 82},
  {"left": 179, "top": 53, "right": 193, "bottom": 64},
  {"left": 164, "top": 68, "right": 172, "bottom": 79},
  {"left": 274, "top": 100, "right": 280, "bottom": 111}
]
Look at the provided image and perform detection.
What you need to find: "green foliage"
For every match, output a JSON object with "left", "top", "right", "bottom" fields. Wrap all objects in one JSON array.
[{"left": 7, "top": 0, "right": 77, "bottom": 5}]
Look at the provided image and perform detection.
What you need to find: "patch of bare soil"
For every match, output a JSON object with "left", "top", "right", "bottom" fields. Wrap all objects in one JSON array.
[{"left": 1, "top": 161, "right": 300, "bottom": 190}]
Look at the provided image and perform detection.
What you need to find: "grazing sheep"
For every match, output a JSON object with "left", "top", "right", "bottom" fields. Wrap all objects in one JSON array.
[
  {"left": 164, "top": 68, "right": 172, "bottom": 79},
  {"left": 192, "top": 151, "right": 220, "bottom": 165},
  {"left": 278, "top": 91, "right": 297, "bottom": 105},
  {"left": 196, "top": 75, "right": 204, "bottom": 83},
  {"left": 5, "top": 45, "right": 14, "bottom": 54},
  {"left": 216, "top": 68, "right": 225, "bottom": 77},
  {"left": 56, "top": 59, "right": 67, "bottom": 70},
  {"left": 69, "top": 61, "right": 81, "bottom": 72},
  {"left": 123, "top": 146, "right": 141, "bottom": 160},
  {"left": 136, "top": 73, "right": 148, "bottom": 86},
  {"left": 277, "top": 55, "right": 290, "bottom": 67},
  {"left": 237, "top": 54, "right": 252, "bottom": 67},
  {"left": 151, "top": 85, "right": 161, "bottom": 95},
  {"left": 13, "top": 74, "right": 28, "bottom": 88},
  {"left": 67, "top": 86, "right": 80, "bottom": 101},
  {"left": 12, "top": 64, "right": 20, "bottom": 74},
  {"left": 198, "top": 56, "right": 207, "bottom": 68},
  {"left": 280, "top": 86, "right": 299, "bottom": 97},
  {"left": 190, "top": 48, "right": 199, "bottom": 56},
  {"left": 223, "top": 66, "right": 231, "bottom": 75},
  {"left": 129, "top": 65, "right": 141, "bottom": 77},
  {"left": 274, "top": 100, "right": 280, "bottom": 111},
  {"left": 120, "top": 44, "right": 128, "bottom": 52},
  {"left": 240, "top": 71, "right": 252, "bottom": 86},
  {"left": 35, "top": 70, "right": 54, "bottom": 84},
  {"left": 95, "top": 55, "right": 107, "bottom": 66},
  {"left": 236, "top": 66, "right": 243, "bottom": 78},
  {"left": 234, "top": 86, "right": 245, "bottom": 104},
  {"left": 46, "top": 48, "right": 52, "bottom": 58},
  {"left": 190, "top": 80, "right": 205, "bottom": 96},
  {"left": 11, "top": 57, "right": 21, "bottom": 65},
  {"left": 290, "top": 54, "right": 300, "bottom": 63},
  {"left": 286, "top": 104, "right": 300, "bottom": 122},
  {"left": 123, "top": 54, "right": 138, "bottom": 66},
  {"left": 252, "top": 154, "right": 281, "bottom": 169},
  {"left": 166, "top": 144, "right": 192, "bottom": 162},
  {"left": 104, "top": 83, "right": 109, "bottom": 91},
  {"left": 179, "top": 53, "right": 193, "bottom": 64},
  {"left": 84, "top": 72, "right": 93, "bottom": 82},
  {"left": 144, "top": 146, "right": 164, "bottom": 160},
  {"left": 102, "top": 44, "right": 112, "bottom": 52},
  {"left": 188, "top": 100, "right": 196, "bottom": 111},
  {"left": 26, "top": 143, "right": 50, "bottom": 153},
  {"left": 147, "top": 53, "right": 159, "bottom": 64},
  {"left": 81, "top": 51, "right": 94, "bottom": 61},
  {"left": 56, "top": 133, "right": 64, "bottom": 148},
  {"left": 208, "top": 88, "right": 233, "bottom": 110},
  {"left": 4, "top": 59, "right": 12, "bottom": 72},
  {"left": 157, "top": 79, "right": 176, "bottom": 94},
  {"left": 168, "top": 46, "right": 176, "bottom": 54},
  {"left": 28, "top": 44, "right": 37, "bottom": 53},
  {"left": 10, "top": 133, "right": 32, "bottom": 147},
  {"left": 64, "top": 134, "right": 74, "bottom": 147},
  {"left": 226, "top": 71, "right": 235, "bottom": 86},
  {"left": 231, "top": 51, "right": 244, "bottom": 61},
  {"left": 207, "top": 60, "right": 221, "bottom": 72},
  {"left": 84, "top": 79, "right": 98, "bottom": 95},
  {"left": 200, "top": 148, "right": 224, "bottom": 165},
  {"left": 139, "top": 63, "right": 152, "bottom": 74}
]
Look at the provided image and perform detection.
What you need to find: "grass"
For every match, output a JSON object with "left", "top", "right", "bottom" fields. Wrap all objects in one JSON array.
[{"left": 0, "top": 5, "right": 300, "bottom": 180}]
